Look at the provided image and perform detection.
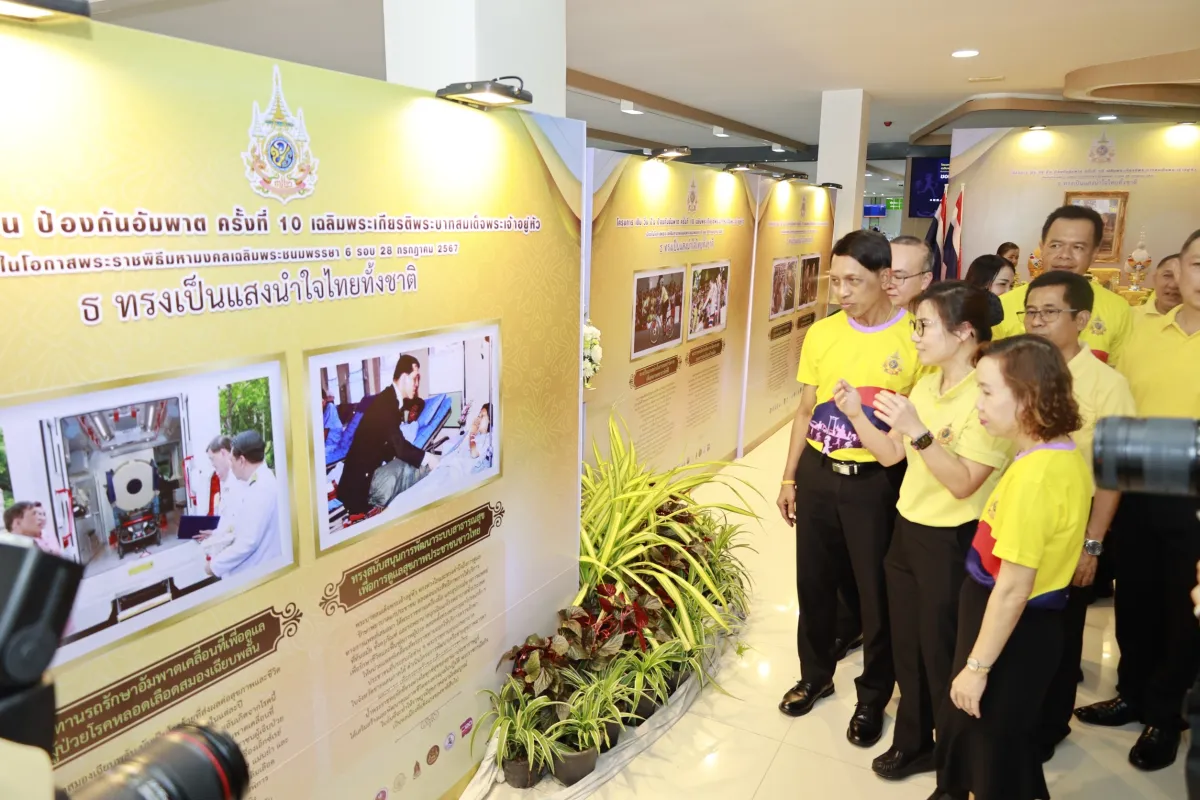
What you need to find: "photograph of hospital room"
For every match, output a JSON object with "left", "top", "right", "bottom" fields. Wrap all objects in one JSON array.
[
  {"left": 312, "top": 325, "right": 500, "bottom": 551},
  {"left": 0, "top": 362, "right": 293, "bottom": 665},
  {"left": 688, "top": 261, "right": 730, "bottom": 340}
]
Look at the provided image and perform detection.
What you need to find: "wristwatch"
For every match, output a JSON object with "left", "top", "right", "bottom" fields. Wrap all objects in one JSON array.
[
  {"left": 1084, "top": 538, "right": 1104, "bottom": 557},
  {"left": 911, "top": 430, "right": 934, "bottom": 451},
  {"left": 966, "top": 658, "right": 992, "bottom": 675}
]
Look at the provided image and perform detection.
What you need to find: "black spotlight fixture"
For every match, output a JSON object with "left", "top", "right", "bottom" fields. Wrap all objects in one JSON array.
[
  {"left": 650, "top": 146, "right": 691, "bottom": 161},
  {"left": 436, "top": 76, "right": 532, "bottom": 110},
  {"left": 724, "top": 164, "right": 752, "bottom": 173},
  {"left": 0, "top": 0, "right": 90, "bottom": 19}
]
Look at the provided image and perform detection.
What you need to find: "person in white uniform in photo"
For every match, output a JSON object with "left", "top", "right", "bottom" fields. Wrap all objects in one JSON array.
[
  {"left": 196, "top": 435, "right": 243, "bottom": 558},
  {"left": 205, "top": 430, "right": 279, "bottom": 579}
]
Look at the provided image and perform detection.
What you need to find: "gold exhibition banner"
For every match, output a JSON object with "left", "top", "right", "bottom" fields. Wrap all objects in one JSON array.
[
  {"left": 742, "top": 181, "right": 835, "bottom": 454},
  {"left": 586, "top": 157, "right": 754, "bottom": 469},
  {"left": 1, "top": 16, "right": 583, "bottom": 800}
]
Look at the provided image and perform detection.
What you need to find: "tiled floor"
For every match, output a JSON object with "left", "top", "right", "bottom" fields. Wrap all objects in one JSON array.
[{"left": 589, "top": 427, "right": 1189, "bottom": 799}]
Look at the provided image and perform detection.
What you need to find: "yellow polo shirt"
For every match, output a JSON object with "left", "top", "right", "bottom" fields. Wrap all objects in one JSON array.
[
  {"left": 996, "top": 278, "right": 1133, "bottom": 364},
  {"left": 797, "top": 307, "right": 920, "bottom": 462},
  {"left": 1067, "top": 345, "right": 1136, "bottom": 474},
  {"left": 896, "top": 370, "right": 1013, "bottom": 527},
  {"left": 1116, "top": 305, "right": 1200, "bottom": 419}
]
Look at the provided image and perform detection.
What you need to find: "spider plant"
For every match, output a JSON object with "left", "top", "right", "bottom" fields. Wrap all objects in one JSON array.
[
  {"left": 616, "top": 639, "right": 684, "bottom": 718},
  {"left": 562, "top": 664, "right": 632, "bottom": 750},
  {"left": 701, "top": 517, "right": 755, "bottom": 618},
  {"left": 472, "top": 676, "right": 565, "bottom": 780},
  {"left": 577, "top": 417, "right": 759, "bottom": 649},
  {"left": 551, "top": 677, "right": 622, "bottom": 753}
]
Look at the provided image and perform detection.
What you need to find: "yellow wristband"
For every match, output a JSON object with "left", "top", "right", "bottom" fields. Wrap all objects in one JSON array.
[{"left": 781, "top": 480, "right": 796, "bottom": 486}]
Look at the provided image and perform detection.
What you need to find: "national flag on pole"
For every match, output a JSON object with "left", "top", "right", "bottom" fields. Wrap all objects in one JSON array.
[
  {"left": 932, "top": 186, "right": 949, "bottom": 281},
  {"left": 943, "top": 184, "right": 964, "bottom": 280}
]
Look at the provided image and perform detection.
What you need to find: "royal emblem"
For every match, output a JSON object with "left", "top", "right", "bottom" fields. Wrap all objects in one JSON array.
[
  {"left": 987, "top": 500, "right": 998, "bottom": 519},
  {"left": 242, "top": 66, "right": 318, "bottom": 204},
  {"left": 936, "top": 426, "right": 954, "bottom": 446},
  {"left": 1089, "top": 132, "right": 1116, "bottom": 164},
  {"left": 1091, "top": 316, "right": 1107, "bottom": 336},
  {"left": 686, "top": 178, "right": 699, "bottom": 213},
  {"left": 800, "top": 194, "right": 808, "bottom": 220},
  {"left": 883, "top": 351, "right": 903, "bottom": 376}
]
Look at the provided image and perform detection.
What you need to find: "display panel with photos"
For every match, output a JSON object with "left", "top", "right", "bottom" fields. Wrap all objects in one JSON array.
[
  {"left": 769, "top": 256, "right": 798, "bottom": 320},
  {"left": 309, "top": 324, "right": 500, "bottom": 552},
  {"left": 0, "top": 360, "right": 294, "bottom": 666},
  {"left": 798, "top": 254, "right": 820, "bottom": 310},
  {"left": 630, "top": 266, "right": 685, "bottom": 359},
  {"left": 1065, "top": 190, "right": 1128, "bottom": 263},
  {"left": 688, "top": 260, "right": 730, "bottom": 340}
]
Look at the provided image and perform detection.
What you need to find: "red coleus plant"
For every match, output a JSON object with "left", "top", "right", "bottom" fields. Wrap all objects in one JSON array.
[
  {"left": 498, "top": 633, "right": 572, "bottom": 699},
  {"left": 556, "top": 584, "right": 672, "bottom": 669}
]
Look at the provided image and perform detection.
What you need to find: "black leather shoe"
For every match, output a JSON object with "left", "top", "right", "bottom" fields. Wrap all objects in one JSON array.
[
  {"left": 847, "top": 702, "right": 885, "bottom": 747},
  {"left": 1074, "top": 696, "right": 1143, "bottom": 727},
  {"left": 1129, "top": 726, "right": 1180, "bottom": 771},
  {"left": 779, "top": 680, "right": 834, "bottom": 717},
  {"left": 925, "top": 790, "right": 968, "bottom": 800},
  {"left": 872, "top": 746, "right": 934, "bottom": 780},
  {"left": 833, "top": 633, "right": 864, "bottom": 661}
]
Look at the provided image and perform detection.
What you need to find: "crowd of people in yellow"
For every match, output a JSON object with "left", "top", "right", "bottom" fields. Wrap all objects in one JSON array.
[{"left": 774, "top": 206, "right": 1200, "bottom": 800}]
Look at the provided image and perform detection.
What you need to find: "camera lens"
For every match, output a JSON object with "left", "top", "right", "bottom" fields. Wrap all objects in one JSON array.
[
  {"left": 71, "top": 722, "right": 249, "bottom": 800},
  {"left": 1094, "top": 417, "right": 1200, "bottom": 497}
]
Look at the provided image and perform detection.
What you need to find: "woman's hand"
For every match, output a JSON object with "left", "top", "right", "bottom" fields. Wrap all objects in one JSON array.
[
  {"left": 873, "top": 391, "right": 926, "bottom": 440},
  {"left": 950, "top": 667, "right": 988, "bottom": 718},
  {"left": 832, "top": 380, "right": 865, "bottom": 420},
  {"left": 777, "top": 484, "right": 797, "bottom": 525}
]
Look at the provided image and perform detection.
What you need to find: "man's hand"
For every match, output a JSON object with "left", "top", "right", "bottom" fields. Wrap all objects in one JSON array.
[
  {"left": 832, "top": 380, "right": 865, "bottom": 420},
  {"left": 422, "top": 452, "right": 441, "bottom": 471},
  {"left": 1072, "top": 551, "right": 1098, "bottom": 588},
  {"left": 195, "top": 531, "right": 213, "bottom": 542},
  {"left": 777, "top": 484, "right": 796, "bottom": 525},
  {"left": 1192, "top": 560, "right": 1200, "bottom": 620},
  {"left": 204, "top": 562, "right": 214, "bottom": 578}
]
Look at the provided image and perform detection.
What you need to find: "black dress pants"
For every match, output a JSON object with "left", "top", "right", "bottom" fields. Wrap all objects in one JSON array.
[
  {"left": 1113, "top": 492, "right": 1200, "bottom": 730},
  {"left": 794, "top": 446, "right": 904, "bottom": 707},
  {"left": 887, "top": 515, "right": 976, "bottom": 754},
  {"left": 1038, "top": 582, "right": 1091, "bottom": 747}
]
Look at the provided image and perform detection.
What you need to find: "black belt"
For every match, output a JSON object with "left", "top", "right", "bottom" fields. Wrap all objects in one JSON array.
[{"left": 819, "top": 454, "right": 884, "bottom": 477}]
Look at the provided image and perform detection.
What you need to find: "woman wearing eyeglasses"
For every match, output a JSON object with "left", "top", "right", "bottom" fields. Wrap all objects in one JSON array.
[{"left": 832, "top": 282, "right": 1012, "bottom": 781}]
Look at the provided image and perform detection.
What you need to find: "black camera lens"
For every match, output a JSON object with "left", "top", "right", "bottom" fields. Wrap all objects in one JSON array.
[
  {"left": 1094, "top": 417, "right": 1200, "bottom": 497},
  {"left": 71, "top": 722, "right": 249, "bottom": 800}
]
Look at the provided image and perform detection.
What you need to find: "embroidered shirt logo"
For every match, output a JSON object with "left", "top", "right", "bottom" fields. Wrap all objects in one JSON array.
[
  {"left": 1090, "top": 316, "right": 1107, "bottom": 336},
  {"left": 936, "top": 426, "right": 954, "bottom": 446},
  {"left": 883, "top": 351, "right": 903, "bottom": 376}
]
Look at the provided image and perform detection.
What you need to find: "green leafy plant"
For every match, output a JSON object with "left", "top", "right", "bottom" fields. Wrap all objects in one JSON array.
[
  {"left": 498, "top": 634, "right": 571, "bottom": 699},
  {"left": 616, "top": 639, "right": 684, "bottom": 711},
  {"left": 551, "top": 673, "right": 622, "bottom": 753},
  {"left": 562, "top": 664, "right": 632, "bottom": 749},
  {"left": 472, "top": 676, "right": 566, "bottom": 771},
  {"left": 699, "top": 516, "right": 755, "bottom": 618}
]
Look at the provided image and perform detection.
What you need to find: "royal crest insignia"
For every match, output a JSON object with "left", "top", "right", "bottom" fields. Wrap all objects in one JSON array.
[
  {"left": 686, "top": 178, "right": 699, "bottom": 214},
  {"left": 883, "top": 351, "right": 903, "bottom": 376},
  {"left": 1091, "top": 317, "right": 1107, "bottom": 336},
  {"left": 936, "top": 426, "right": 954, "bottom": 446},
  {"left": 242, "top": 66, "right": 318, "bottom": 204},
  {"left": 1089, "top": 132, "right": 1116, "bottom": 164}
]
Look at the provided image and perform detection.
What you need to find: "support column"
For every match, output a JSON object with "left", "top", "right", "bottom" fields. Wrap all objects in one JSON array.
[
  {"left": 816, "top": 89, "right": 870, "bottom": 241},
  {"left": 382, "top": 0, "right": 566, "bottom": 117}
]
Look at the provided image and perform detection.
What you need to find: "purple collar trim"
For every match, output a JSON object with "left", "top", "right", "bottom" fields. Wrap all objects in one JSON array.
[
  {"left": 848, "top": 307, "right": 906, "bottom": 334},
  {"left": 1013, "top": 441, "right": 1076, "bottom": 463}
]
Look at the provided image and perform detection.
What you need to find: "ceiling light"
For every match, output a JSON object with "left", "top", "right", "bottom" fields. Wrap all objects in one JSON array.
[
  {"left": 0, "top": 0, "right": 51, "bottom": 17},
  {"left": 1029, "top": 125, "right": 1047, "bottom": 131},
  {"left": 968, "top": 75, "right": 1006, "bottom": 83},
  {"left": 952, "top": 50, "right": 980, "bottom": 58},
  {"left": 1098, "top": 115, "right": 1117, "bottom": 121},
  {"left": 0, "top": 0, "right": 88, "bottom": 18},
  {"left": 725, "top": 164, "right": 751, "bottom": 173},
  {"left": 651, "top": 146, "right": 691, "bottom": 161},
  {"left": 771, "top": 143, "right": 785, "bottom": 153},
  {"left": 713, "top": 126, "right": 730, "bottom": 138},
  {"left": 864, "top": 172, "right": 873, "bottom": 177},
  {"left": 620, "top": 100, "right": 643, "bottom": 115},
  {"left": 436, "top": 76, "right": 532, "bottom": 110},
  {"left": 882, "top": 177, "right": 890, "bottom": 181}
]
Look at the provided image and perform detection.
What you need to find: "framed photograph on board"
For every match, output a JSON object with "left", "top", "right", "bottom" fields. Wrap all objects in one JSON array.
[
  {"left": 1064, "top": 191, "right": 1127, "bottom": 263},
  {"left": 769, "top": 257, "right": 798, "bottom": 320},
  {"left": 798, "top": 255, "right": 820, "bottom": 310},
  {"left": 630, "top": 266, "right": 685, "bottom": 359},
  {"left": 687, "top": 260, "right": 730, "bottom": 340}
]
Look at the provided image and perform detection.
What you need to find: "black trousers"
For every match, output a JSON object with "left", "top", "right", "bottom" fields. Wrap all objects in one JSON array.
[
  {"left": 794, "top": 445, "right": 904, "bottom": 707},
  {"left": 1114, "top": 492, "right": 1200, "bottom": 730},
  {"left": 887, "top": 515, "right": 976, "bottom": 754},
  {"left": 1038, "top": 582, "right": 1092, "bottom": 747}
]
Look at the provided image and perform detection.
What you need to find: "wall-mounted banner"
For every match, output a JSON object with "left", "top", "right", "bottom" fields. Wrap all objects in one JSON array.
[
  {"left": 1, "top": 16, "right": 583, "bottom": 800},
  {"left": 587, "top": 156, "right": 754, "bottom": 469}
]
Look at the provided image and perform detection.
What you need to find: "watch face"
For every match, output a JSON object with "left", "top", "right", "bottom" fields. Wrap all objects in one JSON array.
[{"left": 1085, "top": 541, "right": 1103, "bottom": 556}]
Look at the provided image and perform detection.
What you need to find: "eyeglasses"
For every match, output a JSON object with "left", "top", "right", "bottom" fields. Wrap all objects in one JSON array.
[
  {"left": 909, "top": 317, "right": 933, "bottom": 336},
  {"left": 891, "top": 270, "right": 932, "bottom": 284},
  {"left": 1017, "top": 308, "right": 1077, "bottom": 323}
]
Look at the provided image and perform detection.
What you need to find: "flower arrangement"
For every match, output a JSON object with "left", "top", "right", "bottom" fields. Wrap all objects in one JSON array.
[{"left": 582, "top": 322, "right": 603, "bottom": 389}]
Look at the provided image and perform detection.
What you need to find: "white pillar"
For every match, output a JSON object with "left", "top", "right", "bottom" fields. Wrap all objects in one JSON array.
[
  {"left": 382, "top": 0, "right": 566, "bottom": 117},
  {"left": 816, "top": 89, "right": 870, "bottom": 241}
]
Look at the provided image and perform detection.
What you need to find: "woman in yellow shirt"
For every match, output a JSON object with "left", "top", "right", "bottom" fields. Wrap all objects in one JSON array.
[
  {"left": 833, "top": 282, "right": 1011, "bottom": 781},
  {"left": 928, "top": 335, "right": 1091, "bottom": 800}
]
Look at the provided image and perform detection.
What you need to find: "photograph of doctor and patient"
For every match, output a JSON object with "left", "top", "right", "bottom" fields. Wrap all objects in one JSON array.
[{"left": 311, "top": 325, "right": 500, "bottom": 551}]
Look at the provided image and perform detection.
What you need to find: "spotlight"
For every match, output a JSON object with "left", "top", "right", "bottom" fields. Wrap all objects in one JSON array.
[
  {"left": 771, "top": 143, "right": 785, "bottom": 153},
  {"left": 620, "top": 100, "right": 643, "bottom": 115},
  {"left": 0, "top": 0, "right": 90, "bottom": 19},
  {"left": 1098, "top": 115, "right": 1118, "bottom": 121},
  {"left": 725, "top": 164, "right": 751, "bottom": 173},
  {"left": 650, "top": 146, "right": 691, "bottom": 161},
  {"left": 820, "top": 182, "right": 843, "bottom": 190},
  {"left": 882, "top": 177, "right": 890, "bottom": 181},
  {"left": 952, "top": 49, "right": 980, "bottom": 58},
  {"left": 436, "top": 76, "right": 532, "bottom": 110},
  {"left": 864, "top": 172, "right": 874, "bottom": 177},
  {"left": 1029, "top": 125, "right": 1047, "bottom": 131},
  {"left": 713, "top": 126, "right": 730, "bottom": 138}
]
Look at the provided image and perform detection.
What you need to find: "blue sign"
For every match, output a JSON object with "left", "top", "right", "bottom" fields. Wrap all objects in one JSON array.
[{"left": 909, "top": 157, "right": 949, "bottom": 218}]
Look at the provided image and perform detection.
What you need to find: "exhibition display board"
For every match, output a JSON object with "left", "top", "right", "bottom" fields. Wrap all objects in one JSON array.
[
  {"left": 0, "top": 18, "right": 583, "bottom": 800},
  {"left": 741, "top": 180, "right": 835, "bottom": 455},
  {"left": 585, "top": 157, "right": 754, "bottom": 470},
  {"left": 952, "top": 123, "right": 1200, "bottom": 278}
]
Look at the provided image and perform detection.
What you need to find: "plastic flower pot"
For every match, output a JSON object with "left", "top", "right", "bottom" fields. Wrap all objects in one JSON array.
[
  {"left": 552, "top": 747, "right": 599, "bottom": 786},
  {"left": 633, "top": 694, "right": 660, "bottom": 726},
  {"left": 600, "top": 719, "right": 622, "bottom": 753},
  {"left": 502, "top": 757, "right": 542, "bottom": 789}
]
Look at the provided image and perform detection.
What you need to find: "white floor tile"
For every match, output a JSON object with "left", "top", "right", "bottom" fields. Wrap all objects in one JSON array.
[{"left": 752, "top": 743, "right": 933, "bottom": 800}]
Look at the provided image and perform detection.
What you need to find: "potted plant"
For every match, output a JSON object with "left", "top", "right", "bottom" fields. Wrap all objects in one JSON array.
[
  {"left": 472, "top": 677, "right": 565, "bottom": 789},
  {"left": 564, "top": 663, "right": 632, "bottom": 754},
  {"left": 549, "top": 679, "right": 621, "bottom": 786},
  {"left": 499, "top": 633, "right": 571, "bottom": 700},
  {"left": 617, "top": 641, "right": 681, "bottom": 725}
]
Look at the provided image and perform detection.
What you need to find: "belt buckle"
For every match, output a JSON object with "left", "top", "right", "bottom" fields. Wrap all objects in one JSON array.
[{"left": 831, "top": 460, "right": 856, "bottom": 476}]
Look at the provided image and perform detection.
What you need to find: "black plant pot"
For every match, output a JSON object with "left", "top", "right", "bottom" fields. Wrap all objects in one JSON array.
[
  {"left": 665, "top": 669, "right": 685, "bottom": 696},
  {"left": 502, "top": 757, "right": 542, "bottom": 789},
  {"left": 601, "top": 718, "right": 622, "bottom": 753},
  {"left": 552, "top": 747, "right": 599, "bottom": 786},
  {"left": 633, "top": 694, "right": 660, "bottom": 726}
]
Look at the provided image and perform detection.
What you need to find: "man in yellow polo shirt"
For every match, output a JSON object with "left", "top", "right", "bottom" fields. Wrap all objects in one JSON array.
[
  {"left": 996, "top": 205, "right": 1132, "bottom": 364},
  {"left": 1132, "top": 253, "right": 1181, "bottom": 327},
  {"left": 776, "top": 230, "right": 919, "bottom": 747},
  {"left": 1018, "top": 271, "right": 1135, "bottom": 763},
  {"left": 1076, "top": 229, "right": 1200, "bottom": 772}
]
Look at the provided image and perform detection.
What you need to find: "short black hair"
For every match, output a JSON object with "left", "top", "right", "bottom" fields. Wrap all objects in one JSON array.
[
  {"left": 891, "top": 235, "right": 934, "bottom": 273},
  {"left": 4, "top": 501, "right": 41, "bottom": 532},
  {"left": 915, "top": 281, "right": 995, "bottom": 343},
  {"left": 206, "top": 435, "right": 232, "bottom": 454},
  {"left": 831, "top": 230, "right": 891, "bottom": 273},
  {"left": 1157, "top": 253, "right": 1180, "bottom": 269},
  {"left": 1183, "top": 229, "right": 1200, "bottom": 254},
  {"left": 231, "top": 430, "right": 267, "bottom": 464},
  {"left": 393, "top": 354, "right": 420, "bottom": 382},
  {"left": 964, "top": 255, "right": 1013, "bottom": 292},
  {"left": 997, "top": 242, "right": 1019, "bottom": 257},
  {"left": 1028, "top": 270, "right": 1095, "bottom": 314},
  {"left": 1041, "top": 205, "right": 1104, "bottom": 247}
]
